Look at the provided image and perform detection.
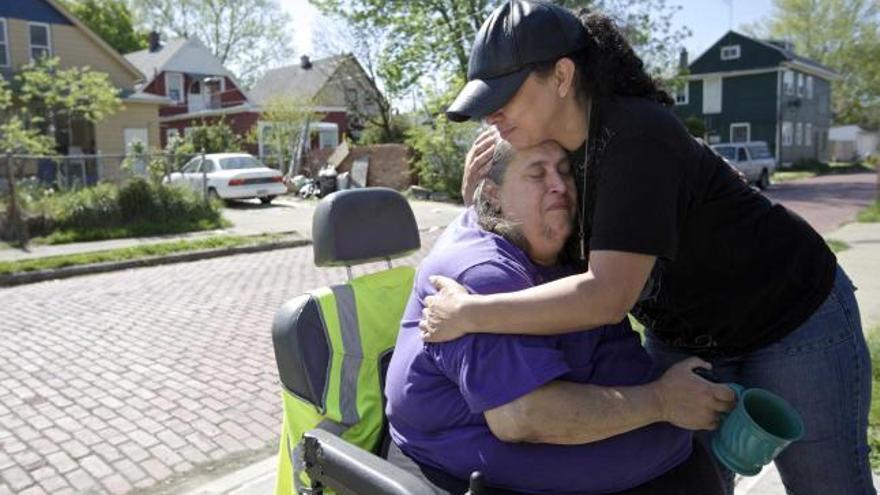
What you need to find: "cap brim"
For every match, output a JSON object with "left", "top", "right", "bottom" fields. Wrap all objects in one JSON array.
[{"left": 446, "top": 67, "right": 531, "bottom": 122}]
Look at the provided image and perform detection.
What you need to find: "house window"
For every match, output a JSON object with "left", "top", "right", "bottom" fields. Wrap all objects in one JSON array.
[
  {"left": 0, "top": 19, "right": 9, "bottom": 67},
  {"left": 29, "top": 23, "right": 52, "bottom": 61},
  {"left": 805, "top": 123, "right": 813, "bottom": 146},
  {"left": 166, "top": 73, "right": 184, "bottom": 104},
  {"left": 720, "top": 45, "right": 741, "bottom": 60},
  {"left": 674, "top": 82, "right": 689, "bottom": 105},
  {"left": 783, "top": 70, "right": 794, "bottom": 95},
  {"left": 702, "top": 77, "right": 722, "bottom": 114},
  {"left": 795, "top": 122, "right": 803, "bottom": 146},
  {"left": 796, "top": 73, "right": 805, "bottom": 97},
  {"left": 312, "top": 122, "right": 339, "bottom": 149},
  {"left": 166, "top": 128, "right": 180, "bottom": 143},
  {"left": 730, "top": 123, "right": 750, "bottom": 143},
  {"left": 782, "top": 121, "right": 793, "bottom": 146},
  {"left": 806, "top": 76, "right": 813, "bottom": 99}
]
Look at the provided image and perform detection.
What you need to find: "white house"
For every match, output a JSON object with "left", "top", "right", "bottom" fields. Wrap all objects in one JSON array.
[{"left": 828, "top": 125, "right": 879, "bottom": 161}]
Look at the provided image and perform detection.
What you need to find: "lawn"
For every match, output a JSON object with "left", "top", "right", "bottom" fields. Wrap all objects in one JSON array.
[
  {"left": 858, "top": 199, "right": 880, "bottom": 223},
  {"left": 0, "top": 233, "right": 286, "bottom": 276},
  {"left": 868, "top": 327, "right": 880, "bottom": 470}
]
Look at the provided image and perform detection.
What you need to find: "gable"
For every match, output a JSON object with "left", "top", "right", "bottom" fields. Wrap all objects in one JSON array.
[
  {"left": 690, "top": 32, "right": 786, "bottom": 75},
  {"left": 0, "top": 0, "right": 72, "bottom": 25},
  {"left": 315, "top": 56, "right": 385, "bottom": 112}
]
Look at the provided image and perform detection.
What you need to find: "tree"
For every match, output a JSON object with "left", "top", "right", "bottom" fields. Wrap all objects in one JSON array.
[
  {"left": 310, "top": 0, "right": 690, "bottom": 102},
  {"left": 131, "top": 0, "right": 293, "bottom": 87},
  {"left": 179, "top": 119, "right": 242, "bottom": 155},
  {"left": 247, "top": 97, "right": 320, "bottom": 175},
  {"left": 745, "top": 0, "right": 880, "bottom": 127},
  {"left": 2, "top": 57, "right": 120, "bottom": 154},
  {"left": 60, "top": 0, "right": 148, "bottom": 54}
]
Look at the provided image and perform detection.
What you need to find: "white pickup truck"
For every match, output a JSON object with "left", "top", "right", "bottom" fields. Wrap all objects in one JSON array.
[{"left": 711, "top": 141, "right": 777, "bottom": 190}]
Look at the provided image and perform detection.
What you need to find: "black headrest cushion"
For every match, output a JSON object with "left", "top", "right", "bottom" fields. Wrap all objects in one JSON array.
[{"left": 312, "top": 188, "right": 420, "bottom": 267}]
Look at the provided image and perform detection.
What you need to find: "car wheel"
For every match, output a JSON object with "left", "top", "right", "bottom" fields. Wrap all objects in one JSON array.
[
  {"left": 208, "top": 188, "right": 221, "bottom": 202},
  {"left": 260, "top": 196, "right": 275, "bottom": 205},
  {"left": 757, "top": 169, "right": 770, "bottom": 190}
]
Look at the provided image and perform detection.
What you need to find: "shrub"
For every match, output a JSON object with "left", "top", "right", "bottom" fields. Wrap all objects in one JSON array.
[
  {"left": 406, "top": 116, "right": 480, "bottom": 199},
  {"left": 52, "top": 183, "right": 120, "bottom": 229},
  {"left": 118, "top": 177, "right": 157, "bottom": 222},
  {"left": 790, "top": 158, "right": 830, "bottom": 173}
]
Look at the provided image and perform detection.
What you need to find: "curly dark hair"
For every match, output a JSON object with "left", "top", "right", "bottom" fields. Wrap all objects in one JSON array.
[{"left": 534, "top": 9, "right": 673, "bottom": 106}]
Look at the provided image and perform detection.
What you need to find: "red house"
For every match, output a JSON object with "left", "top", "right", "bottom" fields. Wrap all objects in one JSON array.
[
  {"left": 126, "top": 35, "right": 386, "bottom": 159},
  {"left": 125, "top": 34, "right": 258, "bottom": 150}
]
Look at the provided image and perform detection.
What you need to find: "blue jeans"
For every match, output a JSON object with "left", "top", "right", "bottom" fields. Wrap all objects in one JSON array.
[{"left": 644, "top": 266, "right": 874, "bottom": 495}]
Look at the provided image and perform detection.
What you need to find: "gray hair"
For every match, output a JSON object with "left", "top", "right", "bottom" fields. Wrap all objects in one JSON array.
[{"left": 474, "top": 138, "right": 528, "bottom": 251}]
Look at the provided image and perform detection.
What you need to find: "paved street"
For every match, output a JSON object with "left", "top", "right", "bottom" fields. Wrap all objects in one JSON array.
[
  {"left": 764, "top": 172, "right": 878, "bottom": 234},
  {"left": 0, "top": 231, "right": 442, "bottom": 495}
]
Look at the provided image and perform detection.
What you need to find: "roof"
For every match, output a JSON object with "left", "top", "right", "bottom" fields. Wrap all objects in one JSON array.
[
  {"left": 125, "top": 37, "right": 234, "bottom": 88},
  {"left": 748, "top": 35, "right": 837, "bottom": 76},
  {"left": 248, "top": 54, "right": 349, "bottom": 106},
  {"left": 690, "top": 31, "right": 838, "bottom": 80},
  {"left": 40, "top": 0, "right": 145, "bottom": 82}
]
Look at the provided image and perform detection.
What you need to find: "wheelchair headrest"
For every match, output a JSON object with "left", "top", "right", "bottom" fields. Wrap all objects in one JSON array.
[{"left": 312, "top": 188, "right": 420, "bottom": 267}]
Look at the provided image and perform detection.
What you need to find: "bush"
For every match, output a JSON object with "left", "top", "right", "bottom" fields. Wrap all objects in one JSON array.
[
  {"left": 12, "top": 179, "right": 224, "bottom": 243},
  {"left": 358, "top": 116, "right": 411, "bottom": 144},
  {"left": 790, "top": 158, "right": 830, "bottom": 173},
  {"left": 405, "top": 116, "right": 480, "bottom": 199}
]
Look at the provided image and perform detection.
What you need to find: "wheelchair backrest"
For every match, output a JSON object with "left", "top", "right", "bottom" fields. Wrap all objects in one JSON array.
[{"left": 272, "top": 188, "right": 420, "bottom": 495}]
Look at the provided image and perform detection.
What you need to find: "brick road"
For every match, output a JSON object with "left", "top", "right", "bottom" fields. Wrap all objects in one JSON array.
[
  {"left": 0, "top": 172, "right": 874, "bottom": 495},
  {"left": 764, "top": 172, "right": 878, "bottom": 234},
  {"left": 0, "top": 232, "right": 441, "bottom": 495}
]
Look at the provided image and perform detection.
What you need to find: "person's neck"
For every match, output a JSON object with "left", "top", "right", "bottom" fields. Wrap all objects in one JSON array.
[{"left": 555, "top": 97, "right": 591, "bottom": 151}]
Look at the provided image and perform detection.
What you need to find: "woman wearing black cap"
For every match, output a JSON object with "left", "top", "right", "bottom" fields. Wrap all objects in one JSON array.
[{"left": 420, "top": 1, "right": 873, "bottom": 494}]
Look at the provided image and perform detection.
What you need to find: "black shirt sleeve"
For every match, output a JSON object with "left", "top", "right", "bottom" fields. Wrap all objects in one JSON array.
[{"left": 589, "top": 133, "right": 682, "bottom": 260}]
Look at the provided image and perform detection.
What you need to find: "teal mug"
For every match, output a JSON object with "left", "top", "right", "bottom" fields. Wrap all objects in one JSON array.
[{"left": 711, "top": 383, "right": 805, "bottom": 476}]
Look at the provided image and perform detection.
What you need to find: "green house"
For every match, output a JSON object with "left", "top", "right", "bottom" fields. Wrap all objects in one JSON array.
[{"left": 673, "top": 31, "right": 838, "bottom": 166}]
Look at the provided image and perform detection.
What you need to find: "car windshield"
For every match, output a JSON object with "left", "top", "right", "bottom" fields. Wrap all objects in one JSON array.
[
  {"left": 747, "top": 144, "right": 772, "bottom": 159},
  {"left": 219, "top": 156, "right": 264, "bottom": 170},
  {"left": 714, "top": 146, "right": 736, "bottom": 161}
]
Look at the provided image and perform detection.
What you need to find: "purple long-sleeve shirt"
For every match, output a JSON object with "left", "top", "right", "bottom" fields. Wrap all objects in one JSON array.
[{"left": 385, "top": 209, "right": 691, "bottom": 494}]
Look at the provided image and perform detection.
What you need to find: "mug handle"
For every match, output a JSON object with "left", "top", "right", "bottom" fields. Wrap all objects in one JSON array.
[{"left": 717, "top": 383, "right": 744, "bottom": 424}]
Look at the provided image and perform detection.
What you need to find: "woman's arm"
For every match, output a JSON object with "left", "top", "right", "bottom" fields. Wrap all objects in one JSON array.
[
  {"left": 421, "top": 250, "right": 655, "bottom": 341},
  {"left": 484, "top": 357, "right": 734, "bottom": 444}
]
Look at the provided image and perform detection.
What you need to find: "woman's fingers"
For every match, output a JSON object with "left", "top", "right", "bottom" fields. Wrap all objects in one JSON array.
[{"left": 429, "top": 275, "right": 468, "bottom": 295}]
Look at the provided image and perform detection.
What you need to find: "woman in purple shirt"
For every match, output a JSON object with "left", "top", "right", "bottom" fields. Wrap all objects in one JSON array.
[{"left": 385, "top": 139, "right": 727, "bottom": 494}]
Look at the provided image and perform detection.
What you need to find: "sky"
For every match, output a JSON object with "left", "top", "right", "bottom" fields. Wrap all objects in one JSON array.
[{"left": 278, "top": 0, "right": 777, "bottom": 63}]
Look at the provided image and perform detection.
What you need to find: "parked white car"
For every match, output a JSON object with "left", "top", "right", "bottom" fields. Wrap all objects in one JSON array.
[
  {"left": 711, "top": 141, "right": 777, "bottom": 190},
  {"left": 164, "top": 153, "right": 287, "bottom": 204}
]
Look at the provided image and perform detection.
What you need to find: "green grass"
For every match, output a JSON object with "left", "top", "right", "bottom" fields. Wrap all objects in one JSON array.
[
  {"left": 772, "top": 171, "right": 816, "bottom": 182},
  {"left": 0, "top": 233, "right": 286, "bottom": 276},
  {"left": 826, "top": 239, "right": 851, "bottom": 253},
  {"left": 867, "top": 327, "right": 880, "bottom": 470},
  {"left": 628, "top": 314, "right": 646, "bottom": 343},
  {"left": 858, "top": 200, "right": 880, "bottom": 223},
  {"left": 33, "top": 217, "right": 232, "bottom": 245}
]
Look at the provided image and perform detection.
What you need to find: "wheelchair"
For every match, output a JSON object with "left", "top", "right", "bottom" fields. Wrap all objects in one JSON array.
[{"left": 271, "top": 187, "right": 490, "bottom": 495}]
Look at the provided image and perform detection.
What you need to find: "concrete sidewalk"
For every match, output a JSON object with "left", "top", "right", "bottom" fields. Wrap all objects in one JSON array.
[
  {"left": 187, "top": 220, "right": 880, "bottom": 495},
  {"left": 0, "top": 195, "right": 463, "bottom": 264}
]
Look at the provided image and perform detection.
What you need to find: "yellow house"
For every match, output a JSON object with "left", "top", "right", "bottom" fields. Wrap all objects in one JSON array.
[{"left": 0, "top": 0, "right": 168, "bottom": 182}]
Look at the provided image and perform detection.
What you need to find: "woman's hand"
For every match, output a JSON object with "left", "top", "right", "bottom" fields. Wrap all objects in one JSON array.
[
  {"left": 419, "top": 276, "right": 477, "bottom": 342},
  {"left": 461, "top": 128, "right": 497, "bottom": 206},
  {"left": 653, "top": 358, "right": 736, "bottom": 431}
]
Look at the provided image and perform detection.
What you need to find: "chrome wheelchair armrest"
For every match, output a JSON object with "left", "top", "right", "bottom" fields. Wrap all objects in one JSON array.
[{"left": 302, "top": 428, "right": 442, "bottom": 495}]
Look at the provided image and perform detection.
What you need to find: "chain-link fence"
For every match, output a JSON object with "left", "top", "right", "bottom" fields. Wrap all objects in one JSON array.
[{"left": 0, "top": 151, "right": 232, "bottom": 247}]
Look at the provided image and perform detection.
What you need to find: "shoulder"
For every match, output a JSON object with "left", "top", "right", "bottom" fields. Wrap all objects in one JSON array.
[
  {"left": 601, "top": 97, "right": 684, "bottom": 137},
  {"left": 416, "top": 209, "right": 536, "bottom": 296}
]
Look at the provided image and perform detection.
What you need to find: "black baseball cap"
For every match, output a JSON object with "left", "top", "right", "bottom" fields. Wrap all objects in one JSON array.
[{"left": 446, "top": 0, "right": 589, "bottom": 122}]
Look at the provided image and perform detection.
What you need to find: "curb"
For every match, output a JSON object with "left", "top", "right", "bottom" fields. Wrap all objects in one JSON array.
[{"left": 0, "top": 238, "right": 311, "bottom": 288}]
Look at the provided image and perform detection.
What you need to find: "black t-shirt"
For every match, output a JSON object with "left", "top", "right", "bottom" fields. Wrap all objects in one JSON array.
[{"left": 571, "top": 96, "right": 836, "bottom": 357}]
